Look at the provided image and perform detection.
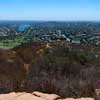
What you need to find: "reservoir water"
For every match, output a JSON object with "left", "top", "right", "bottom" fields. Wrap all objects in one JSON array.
[{"left": 18, "top": 25, "right": 31, "bottom": 32}]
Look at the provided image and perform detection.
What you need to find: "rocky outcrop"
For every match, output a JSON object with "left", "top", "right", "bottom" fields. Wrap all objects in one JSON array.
[
  {"left": 0, "top": 92, "right": 94, "bottom": 100},
  {"left": 33, "top": 91, "right": 60, "bottom": 100}
]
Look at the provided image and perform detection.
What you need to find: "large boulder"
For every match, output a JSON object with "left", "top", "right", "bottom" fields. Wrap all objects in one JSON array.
[
  {"left": 0, "top": 92, "right": 45, "bottom": 100},
  {"left": 33, "top": 91, "right": 60, "bottom": 100}
]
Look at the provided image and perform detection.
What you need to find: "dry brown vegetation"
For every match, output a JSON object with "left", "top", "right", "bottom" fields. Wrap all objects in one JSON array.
[{"left": 0, "top": 41, "right": 100, "bottom": 98}]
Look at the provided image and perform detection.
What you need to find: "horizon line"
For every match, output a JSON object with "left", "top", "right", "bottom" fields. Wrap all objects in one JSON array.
[{"left": 0, "top": 19, "right": 100, "bottom": 22}]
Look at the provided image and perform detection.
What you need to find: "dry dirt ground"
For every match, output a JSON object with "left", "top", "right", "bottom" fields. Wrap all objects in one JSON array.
[{"left": 0, "top": 92, "right": 94, "bottom": 100}]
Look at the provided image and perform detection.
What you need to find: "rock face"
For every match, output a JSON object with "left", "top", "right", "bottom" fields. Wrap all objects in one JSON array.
[{"left": 0, "top": 92, "right": 94, "bottom": 100}]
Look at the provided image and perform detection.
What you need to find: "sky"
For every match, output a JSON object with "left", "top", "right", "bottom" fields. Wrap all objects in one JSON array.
[{"left": 0, "top": 0, "right": 99, "bottom": 21}]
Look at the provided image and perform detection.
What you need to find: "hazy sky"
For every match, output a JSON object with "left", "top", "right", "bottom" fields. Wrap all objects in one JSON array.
[{"left": 0, "top": 0, "right": 99, "bottom": 21}]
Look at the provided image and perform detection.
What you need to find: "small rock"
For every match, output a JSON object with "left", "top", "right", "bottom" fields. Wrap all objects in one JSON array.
[{"left": 95, "top": 89, "right": 100, "bottom": 100}]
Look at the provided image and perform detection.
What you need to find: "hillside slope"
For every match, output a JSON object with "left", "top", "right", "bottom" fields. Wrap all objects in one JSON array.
[{"left": 0, "top": 41, "right": 100, "bottom": 98}]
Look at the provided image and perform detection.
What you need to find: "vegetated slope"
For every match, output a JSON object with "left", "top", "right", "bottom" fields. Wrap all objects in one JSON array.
[{"left": 0, "top": 41, "right": 100, "bottom": 98}]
